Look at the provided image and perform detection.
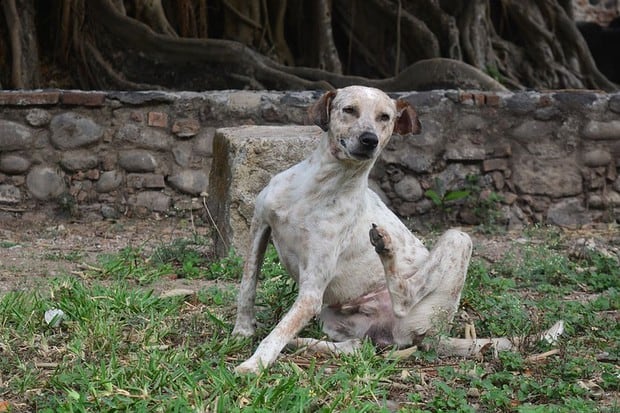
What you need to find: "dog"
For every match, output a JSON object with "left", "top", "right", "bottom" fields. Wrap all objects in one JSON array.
[{"left": 232, "top": 86, "right": 561, "bottom": 374}]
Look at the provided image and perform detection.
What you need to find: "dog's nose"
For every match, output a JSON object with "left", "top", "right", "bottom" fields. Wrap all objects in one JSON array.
[{"left": 359, "top": 132, "right": 378, "bottom": 149}]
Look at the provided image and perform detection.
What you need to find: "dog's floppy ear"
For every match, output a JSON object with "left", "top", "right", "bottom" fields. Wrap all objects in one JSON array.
[
  {"left": 308, "top": 90, "right": 336, "bottom": 131},
  {"left": 394, "top": 99, "right": 421, "bottom": 135}
]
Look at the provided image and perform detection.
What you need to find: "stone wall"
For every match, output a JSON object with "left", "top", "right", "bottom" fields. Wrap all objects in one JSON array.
[{"left": 0, "top": 89, "right": 618, "bottom": 232}]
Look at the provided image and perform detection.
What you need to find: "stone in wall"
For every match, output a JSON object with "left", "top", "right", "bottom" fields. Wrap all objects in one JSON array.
[
  {"left": 167, "top": 170, "right": 209, "bottom": 195},
  {"left": 118, "top": 150, "right": 158, "bottom": 172},
  {"left": 192, "top": 128, "right": 216, "bottom": 156},
  {"left": 26, "top": 166, "right": 66, "bottom": 201},
  {"left": 444, "top": 144, "right": 486, "bottom": 161},
  {"left": 512, "top": 157, "right": 582, "bottom": 197},
  {"left": 96, "top": 170, "right": 123, "bottom": 193},
  {"left": 434, "top": 164, "right": 480, "bottom": 192},
  {"left": 393, "top": 176, "right": 423, "bottom": 202},
  {"left": 547, "top": 198, "right": 593, "bottom": 228},
  {"left": 583, "top": 149, "right": 613, "bottom": 167},
  {"left": 172, "top": 118, "right": 200, "bottom": 137},
  {"left": 511, "top": 120, "right": 557, "bottom": 142},
  {"left": 127, "top": 173, "right": 165, "bottom": 189},
  {"left": 0, "top": 154, "right": 31, "bottom": 174},
  {"left": 589, "top": 191, "right": 620, "bottom": 209},
  {"left": 172, "top": 143, "right": 192, "bottom": 167},
  {"left": 60, "top": 151, "right": 99, "bottom": 172},
  {"left": 0, "top": 120, "right": 34, "bottom": 150},
  {"left": 132, "top": 191, "right": 171, "bottom": 212},
  {"left": 0, "top": 184, "right": 21, "bottom": 204},
  {"left": 25, "top": 108, "right": 51, "bottom": 127},
  {"left": 115, "top": 124, "right": 173, "bottom": 150},
  {"left": 49, "top": 112, "right": 103, "bottom": 149},
  {"left": 582, "top": 120, "right": 620, "bottom": 140}
]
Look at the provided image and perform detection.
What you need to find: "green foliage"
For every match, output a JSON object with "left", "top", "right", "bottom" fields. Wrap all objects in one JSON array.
[
  {"left": 151, "top": 235, "right": 210, "bottom": 279},
  {"left": 205, "top": 249, "right": 244, "bottom": 281},
  {"left": 96, "top": 246, "right": 173, "bottom": 284},
  {"left": 424, "top": 178, "right": 471, "bottom": 210}
]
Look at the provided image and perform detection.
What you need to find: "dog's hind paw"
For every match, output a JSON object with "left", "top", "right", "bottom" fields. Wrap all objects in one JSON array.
[
  {"left": 232, "top": 321, "right": 256, "bottom": 338},
  {"left": 369, "top": 223, "right": 392, "bottom": 254}
]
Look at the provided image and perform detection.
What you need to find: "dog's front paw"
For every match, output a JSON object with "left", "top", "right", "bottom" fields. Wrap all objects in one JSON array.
[
  {"left": 232, "top": 322, "right": 256, "bottom": 338},
  {"left": 369, "top": 223, "right": 392, "bottom": 254},
  {"left": 234, "top": 357, "right": 262, "bottom": 375}
]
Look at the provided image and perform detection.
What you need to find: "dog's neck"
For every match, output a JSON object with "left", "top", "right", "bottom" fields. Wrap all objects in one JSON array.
[{"left": 307, "top": 134, "right": 375, "bottom": 194}]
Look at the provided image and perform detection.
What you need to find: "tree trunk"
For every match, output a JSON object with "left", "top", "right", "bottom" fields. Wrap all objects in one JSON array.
[
  {"left": 2, "top": 0, "right": 40, "bottom": 88},
  {"left": 0, "top": 0, "right": 616, "bottom": 91}
]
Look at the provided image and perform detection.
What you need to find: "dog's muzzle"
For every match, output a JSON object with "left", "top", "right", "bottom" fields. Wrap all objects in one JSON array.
[{"left": 348, "top": 132, "right": 378, "bottom": 159}]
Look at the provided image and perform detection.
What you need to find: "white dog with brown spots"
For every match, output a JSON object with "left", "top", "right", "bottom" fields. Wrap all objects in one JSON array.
[{"left": 232, "top": 86, "right": 563, "bottom": 374}]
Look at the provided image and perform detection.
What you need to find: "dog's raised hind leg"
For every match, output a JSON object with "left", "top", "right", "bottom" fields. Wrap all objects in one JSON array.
[{"left": 370, "top": 224, "right": 472, "bottom": 336}]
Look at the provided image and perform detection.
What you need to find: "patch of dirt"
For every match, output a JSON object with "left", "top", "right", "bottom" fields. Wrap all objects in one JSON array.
[
  {"left": 0, "top": 214, "right": 618, "bottom": 297},
  {"left": 0, "top": 215, "right": 218, "bottom": 297}
]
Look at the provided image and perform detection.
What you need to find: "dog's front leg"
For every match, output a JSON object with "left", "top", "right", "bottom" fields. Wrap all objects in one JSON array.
[
  {"left": 232, "top": 221, "right": 271, "bottom": 337},
  {"left": 235, "top": 285, "right": 324, "bottom": 374}
]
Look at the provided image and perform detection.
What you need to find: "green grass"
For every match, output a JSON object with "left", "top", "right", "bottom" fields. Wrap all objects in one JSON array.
[
  {"left": 0, "top": 229, "right": 618, "bottom": 412},
  {"left": 0, "top": 241, "right": 19, "bottom": 248}
]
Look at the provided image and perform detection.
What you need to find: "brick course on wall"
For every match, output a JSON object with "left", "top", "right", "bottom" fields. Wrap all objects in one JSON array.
[{"left": 0, "top": 89, "right": 618, "bottom": 229}]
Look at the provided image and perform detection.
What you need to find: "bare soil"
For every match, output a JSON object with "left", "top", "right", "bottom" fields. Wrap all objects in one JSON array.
[{"left": 0, "top": 215, "right": 218, "bottom": 297}]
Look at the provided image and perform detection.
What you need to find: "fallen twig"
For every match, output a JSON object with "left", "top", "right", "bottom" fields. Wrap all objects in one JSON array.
[{"left": 525, "top": 348, "right": 560, "bottom": 362}]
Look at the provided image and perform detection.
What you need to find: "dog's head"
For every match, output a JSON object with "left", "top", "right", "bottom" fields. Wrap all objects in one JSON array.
[{"left": 308, "top": 86, "right": 421, "bottom": 162}]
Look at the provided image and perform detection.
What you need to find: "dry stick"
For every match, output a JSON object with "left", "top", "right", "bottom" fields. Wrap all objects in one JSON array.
[
  {"left": 0, "top": 206, "right": 27, "bottom": 213},
  {"left": 525, "top": 348, "right": 560, "bottom": 362},
  {"left": 201, "top": 194, "right": 228, "bottom": 252}
]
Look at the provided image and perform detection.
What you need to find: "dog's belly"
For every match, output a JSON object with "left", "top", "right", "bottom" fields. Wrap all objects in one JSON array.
[
  {"left": 271, "top": 231, "right": 385, "bottom": 300},
  {"left": 322, "top": 252, "right": 386, "bottom": 304}
]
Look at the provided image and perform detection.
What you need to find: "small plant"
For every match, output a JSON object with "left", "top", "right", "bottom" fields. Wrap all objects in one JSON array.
[
  {"left": 206, "top": 249, "right": 243, "bottom": 280},
  {"left": 486, "top": 65, "right": 504, "bottom": 83},
  {"left": 151, "top": 236, "right": 210, "bottom": 279},
  {"left": 44, "top": 251, "right": 84, "bottom": 262},
  {"left": 424, "top": 179, "right": 471, "bottom": 212},
  {"left": 424, "top": 174, "right": 505, "bottom": 231},
  {"left": 55, "top": 192, "right": 79, "bottom": 217},
  {"left": 461, "top": 174, "right": 505, "bottom": 231},
  {"left": 96, "top": 246, "right": 172, "bottom": 284}
]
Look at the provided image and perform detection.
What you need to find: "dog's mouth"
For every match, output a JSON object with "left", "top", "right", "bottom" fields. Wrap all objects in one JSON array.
[
  {"left": 350, "top": 151, "right": 374, "bottom": 160},
  {"left": 339, "top": 139, "right": 375, "bottom": 160}
]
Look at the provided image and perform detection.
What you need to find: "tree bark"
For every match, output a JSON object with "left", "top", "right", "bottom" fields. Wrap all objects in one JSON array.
[
  {"left": 0, "top": 0, "right": 615, "bottom": 91},
  {"left": 2, "top": 0, "right": 40, "bottom": 88}
]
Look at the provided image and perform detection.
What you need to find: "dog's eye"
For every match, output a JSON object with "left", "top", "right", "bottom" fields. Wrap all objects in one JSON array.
[
  {"left": 379, "top": 113, "right": 390, "bottom": 122},
  {"left": 343, "top": 106, "right": 357, "bottom": 116}
]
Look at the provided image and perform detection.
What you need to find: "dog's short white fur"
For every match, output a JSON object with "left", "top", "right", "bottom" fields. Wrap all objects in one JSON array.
[
  {"left": 232, "top": 85, "right": 474, "bottom": 373},
  {"left": 232, "top": 86, "right": 563, "bottom": 374}
]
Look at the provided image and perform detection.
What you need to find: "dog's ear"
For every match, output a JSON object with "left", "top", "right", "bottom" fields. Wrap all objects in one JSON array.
[
  {"left": 394, "top": 99, "right": 421, "bottom": 135},
  {"left": 308, "top": 90, "right": 336, "bottom": 131}
]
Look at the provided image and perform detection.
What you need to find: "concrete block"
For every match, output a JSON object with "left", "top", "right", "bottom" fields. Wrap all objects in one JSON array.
[{"left": 208, "top": 125, "right": 322, "bottom": 258}]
